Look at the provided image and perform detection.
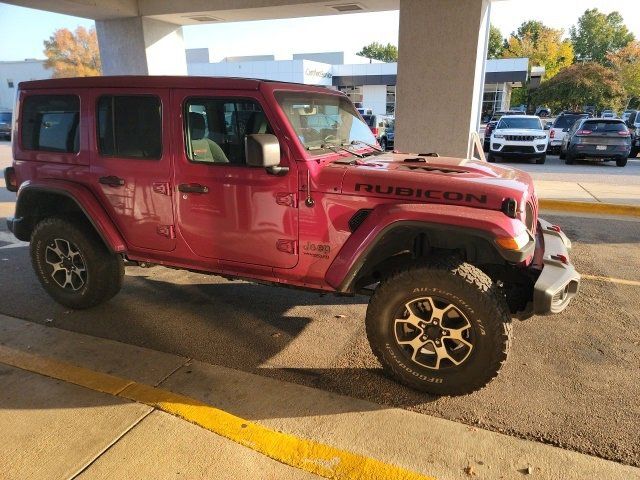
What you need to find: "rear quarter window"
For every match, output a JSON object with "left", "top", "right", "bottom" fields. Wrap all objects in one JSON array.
[{"left": 21, "top": 95, "right": 79, "bottom": 153}]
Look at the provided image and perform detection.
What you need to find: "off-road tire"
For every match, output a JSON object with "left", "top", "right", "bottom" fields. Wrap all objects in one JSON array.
[
  {"left": 365, "top": 258, "right": 511, "bottom": 396},
  {"left": 379, "top": 137, "right": 387, "bottom": 151},
  {"left": 616, "top": 157, "right": 628, "bottom": 167},
  {"left": 31, "top": 217, "right": 124, "bottom": 309},
  {"left": 535, "top": 154, "right": 546, "bottom": 164}
]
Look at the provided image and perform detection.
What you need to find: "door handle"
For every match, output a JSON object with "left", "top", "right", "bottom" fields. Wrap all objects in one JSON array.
[
  {"left": 178, "top": 183, "right": 209, "bottom": 194},
  {"left": 99, "top": 175, "right": 125, "bottom": 187}
]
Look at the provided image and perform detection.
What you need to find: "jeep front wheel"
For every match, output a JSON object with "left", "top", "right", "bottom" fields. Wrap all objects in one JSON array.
[
  {"left": 31, "top": 217, "right": 124, "bottom": 309},
  {"left": 365, "top": 259, "right": 511, "bottom": 395}
]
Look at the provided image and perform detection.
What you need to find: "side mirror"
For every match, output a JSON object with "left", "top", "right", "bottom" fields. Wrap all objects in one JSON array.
[
  {"left": 245, "top": 134, "right": 288, "bottom": 175},
  {"left": 544, "top": 124, "right": 551, "bottom": 130}
]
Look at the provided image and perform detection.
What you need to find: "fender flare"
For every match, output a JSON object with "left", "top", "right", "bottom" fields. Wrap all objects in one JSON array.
[
  {"left": 325, "top": 202, "right": 532, "bottom": 292},
  {"left": 12, "top": 180, "right": 126, "bottom": 253}
]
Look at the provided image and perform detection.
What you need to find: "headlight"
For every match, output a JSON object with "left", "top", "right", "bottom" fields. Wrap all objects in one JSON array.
[
  {"left": 535, "top": 135, "right": 547, "bottom": 139},
  {"left": 494, "top": 133, "right": 505, "bottom": 139},
  {"left": 495, "top": 230, "right": 531, "bottom": 251}
]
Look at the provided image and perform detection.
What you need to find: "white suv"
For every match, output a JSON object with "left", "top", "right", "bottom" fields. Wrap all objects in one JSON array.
[{"left": 488, "top": 115, "right": 548, "bottom": 164}]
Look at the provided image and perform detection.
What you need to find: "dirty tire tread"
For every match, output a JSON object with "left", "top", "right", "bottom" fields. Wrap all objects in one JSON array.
[
  {"left": 366, "top": 257, "right": 511, "bottom": 396},
  {"left": 30, "top": 216, "right": 124, "bottom": 309}
]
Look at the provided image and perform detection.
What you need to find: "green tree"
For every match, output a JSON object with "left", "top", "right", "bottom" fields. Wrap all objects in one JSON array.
[
  {"left": 570, "top": 9, "right": 634, "bottom": 64},
  {"left": 43, "top": 26, "right": 101, "bottom": 77},
  {"left": 515, "top": 20, "right": 545, "bottom": 45},
  {"left": 487, "top": 25, "right": 504, "bottom": 59},
  {"left": 532, "top": 62, "right": 626, "bottom": 112},
  {"left": 503, "top": 21, "right": 573, "bottom": 78},
  {"left": 356, "top": 42, "right": 398, "bottom": 63},
  {"left": 607, "top": 41, "right": 640, "bottom": 108}
]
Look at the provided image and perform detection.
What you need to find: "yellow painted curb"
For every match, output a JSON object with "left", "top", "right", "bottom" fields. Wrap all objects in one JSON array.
[
  {"left": 538, "top": 199, "right": 640, "bottom": 218},
  {"left": 0, "top": 345, "right": 435, "bottom": 480}
]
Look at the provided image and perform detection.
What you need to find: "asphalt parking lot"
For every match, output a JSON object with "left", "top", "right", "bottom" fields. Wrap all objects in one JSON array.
[{"left": 1, "top": 140, "right": 639, "bottom": 468}]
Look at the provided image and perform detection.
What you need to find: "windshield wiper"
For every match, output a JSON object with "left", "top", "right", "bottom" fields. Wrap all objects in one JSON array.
[
  {"left": 321, "top": 143, "right": 365, "bottom": 158},
  {"left": 350, "top": 139, "right": 384, "bottom": 153}
]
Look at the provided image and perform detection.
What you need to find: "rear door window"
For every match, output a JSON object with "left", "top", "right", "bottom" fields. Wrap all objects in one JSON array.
[
  {"left": 97, "top": 95, "right": 162, "bottom": 159},
  {"left": 21, "top": 95, "right": 79, "bottom": 153}
]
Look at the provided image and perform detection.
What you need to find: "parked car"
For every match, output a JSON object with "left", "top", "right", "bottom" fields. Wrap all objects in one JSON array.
[
  {"left": 4, "top": 76, "right": 580, "bottom": 396},
  {"left": 624, "top": 110, "right": 640, "bottom": 158},
  {"left": 361, "top": 113, "right": 393, "bottom": 150},
  {"left": 622, "top": 110, "right": 636, "bottom": 123},
  {"left": 482, "top": 110, "right": 521, "bottom": 151},
  {"left": 0, "top": 110, "right": 12, "bottom": 140},
  {"left": 560, "top": 118, "right": 631, "bottom": 167},
  {"left": 379, "top": 117, "right": 394, "bottom": 150},
  {"left": 535, "top": 106, "right": 551, "bottom": 117},
  {"left": 488, "top": 115, "right": 548, "bottom": 164},
  {"left": 600, "top": 109, "right": 616, "bottom": 119},
  {"left": 547, "top": 112, "right": 590, "bottom": 154}
]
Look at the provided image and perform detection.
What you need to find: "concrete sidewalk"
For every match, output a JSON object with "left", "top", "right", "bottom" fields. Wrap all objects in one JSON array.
[
  {"left": 535, "top": 180, "right": 640, "bottom": 205},
  {"left": 1, "top": 314, "right": 638, "bottom": 480}
]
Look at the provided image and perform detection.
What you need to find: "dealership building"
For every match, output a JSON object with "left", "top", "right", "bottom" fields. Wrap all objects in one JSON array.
[
  {"left": 187, "top": 49, "right": 531, "bottom": 119},
  {"left": 1, "top": 50, "right": 532, "bottom": 121}
]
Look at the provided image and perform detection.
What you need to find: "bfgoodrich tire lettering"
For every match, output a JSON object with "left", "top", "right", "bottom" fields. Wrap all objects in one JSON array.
[
  {"left": 365, "top": 258, "right": 511, "bottom": 395},
  {"left": 31, "top": 217, "right": 124, "bottom": 309}
]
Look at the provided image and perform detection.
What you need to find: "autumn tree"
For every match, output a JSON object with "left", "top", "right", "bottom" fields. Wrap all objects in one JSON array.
[
  {"left": 570, "top": 9, "right": 634, "bottom": 64},
  {"left": 532, "top": 62, "right": 626, "bottom": 112},
  {"left": 356, "top": 42, "right": 398, "bottom": 63},
  {"left": 487, "top": 25, "right": 504, "bottom": 59},
  {"left": 44, "top": 26, "right": 101, "bottom": 78},
  {"left": 607, "top": 41, "right": 640, "bottom": 107},
  {"left": 502, "top": 21, "right": 573, "bottom": 78}
]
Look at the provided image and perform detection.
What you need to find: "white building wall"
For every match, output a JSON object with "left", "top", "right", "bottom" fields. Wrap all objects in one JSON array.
[
  {"left": 0, "top": 60, "right": 51, "bottom": 110},
  {"left": 362, "top": 84, "right": 387, "bottom": 115}
]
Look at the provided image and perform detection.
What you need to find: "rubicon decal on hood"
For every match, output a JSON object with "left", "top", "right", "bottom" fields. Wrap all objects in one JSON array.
[{"left": 355, "top": 183, "right": 488, "bottom": 204}]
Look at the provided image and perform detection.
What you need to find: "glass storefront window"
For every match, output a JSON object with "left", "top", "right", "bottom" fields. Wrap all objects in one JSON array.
[
  {"left": 338, "top": 86, "right": 363, "bottom": 107},
  {"left": 386, "top": 85, "right": 396, "bottom": 115}
]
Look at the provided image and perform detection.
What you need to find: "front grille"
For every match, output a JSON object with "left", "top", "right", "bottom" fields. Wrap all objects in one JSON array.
[
  {"left": 502, "top": 146, "right": 535, "bottom": 153},
  {"left": 506, "top": 135, "right": 534, "bottom": 141}
]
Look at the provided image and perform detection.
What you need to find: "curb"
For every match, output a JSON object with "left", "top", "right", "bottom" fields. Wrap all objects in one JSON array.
[{"left": 538, "top": 199, "right": 640, "bottom": 218}]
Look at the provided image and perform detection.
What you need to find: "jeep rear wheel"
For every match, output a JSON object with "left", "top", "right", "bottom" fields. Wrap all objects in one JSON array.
[
  {"left": 365, "top": 259, "right": 511, "bottom": 395},
  {"left": 31, "top": 217, "right": 124, "bottom": 309}
]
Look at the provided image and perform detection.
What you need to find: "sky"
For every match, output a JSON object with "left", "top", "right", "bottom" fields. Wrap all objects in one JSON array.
[{"left": 0, "top": 0, "right": 639, "bottom": 62}]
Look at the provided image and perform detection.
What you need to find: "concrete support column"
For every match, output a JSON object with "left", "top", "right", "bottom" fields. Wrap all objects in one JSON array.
[
  {"left": 395, "top": 0, "right": 491, "bottom": 158},
  {"left": 96, "top": 17, "right": 187, "bottom": 76}
]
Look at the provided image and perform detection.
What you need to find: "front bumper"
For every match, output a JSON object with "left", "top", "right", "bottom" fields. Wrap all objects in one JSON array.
[{"left": 531, "top": 218, "right": 580, "bottom": 316}]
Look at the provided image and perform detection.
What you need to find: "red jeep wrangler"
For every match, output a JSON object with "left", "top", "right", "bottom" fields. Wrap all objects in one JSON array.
[{"left": 4, "top": 77, "right": 580, "bottom": 395}]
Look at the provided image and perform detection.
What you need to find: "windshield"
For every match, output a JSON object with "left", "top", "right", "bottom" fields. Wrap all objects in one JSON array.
[
  {"left": 554, "top": 114, "right": 587, "bottom": 129},
  {"left": 275, "top": 92, "right": 377, "bottom": 152},
  {"left": 0, "top": 112, "right": 11, "bottom": 123},
  {"left": 496, "top": 117, "right": 542, "bottom": 130}
]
